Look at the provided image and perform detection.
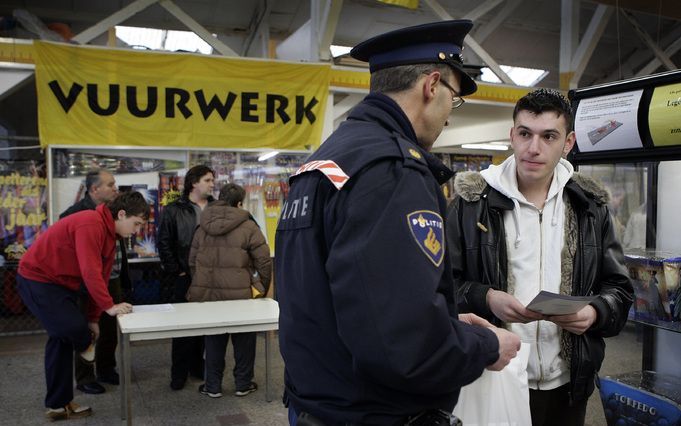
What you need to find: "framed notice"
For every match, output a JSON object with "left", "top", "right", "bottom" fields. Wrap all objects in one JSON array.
[
  {"left": 574, "top": 90, "right": 644, "bottom": 152},
  {"left": 648, "top": 83, "right": 681, "bottom": 147}
]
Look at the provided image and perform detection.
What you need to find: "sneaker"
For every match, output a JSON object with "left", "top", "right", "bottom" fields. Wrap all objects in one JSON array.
[
  {"left": 234, "top": 382, "right": 257, "bottom": 397},
  {"left": 45, "top": 402, "right": 92, "bottom": 421},
  {"left": 198, "top": 384, "right": 222, "bottom": 398}
]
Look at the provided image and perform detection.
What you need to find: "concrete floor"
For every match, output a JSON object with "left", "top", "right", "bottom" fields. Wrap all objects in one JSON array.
[{"left": 0, "top": 324, "right": 642, "bottom": 426}]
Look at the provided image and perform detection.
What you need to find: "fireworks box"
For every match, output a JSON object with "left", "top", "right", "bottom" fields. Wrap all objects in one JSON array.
[{"left": 599, "top": 371, "right": 681, "bottom": 426}]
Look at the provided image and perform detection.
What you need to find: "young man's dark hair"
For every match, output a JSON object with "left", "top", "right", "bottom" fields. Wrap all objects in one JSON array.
[
  {"left": 182, "top": 165, "right": 215, "bottom": 198},
  {"left": 107, "top": 191, "right": 150, "bottom": 220},
  {"left": 513, "top": 88, "right": 574, "bottom": 131},
  {"left": 218, "top": 183, "right": 246, "bottom": 207}
]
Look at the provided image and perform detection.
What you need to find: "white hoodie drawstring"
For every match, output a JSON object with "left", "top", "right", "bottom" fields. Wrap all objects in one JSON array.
[
  {"left": 550, "top": 188, "right": 563, "bottom": 226},
  {"left": 511, "top": 198, "right": 522, "bottom": 248}
]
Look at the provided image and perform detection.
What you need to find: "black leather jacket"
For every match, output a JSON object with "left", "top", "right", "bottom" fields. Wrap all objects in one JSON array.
[
  {"left": 158, "top": 196, "right": 213, "bottom": 275},
  {"left": 446, "top": 173, "right": 633, "bottom": 403}
]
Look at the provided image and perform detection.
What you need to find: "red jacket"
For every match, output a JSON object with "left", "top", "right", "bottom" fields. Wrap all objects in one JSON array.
[{"left": 19, "top": 204, "right": 116, "bottom": 321}]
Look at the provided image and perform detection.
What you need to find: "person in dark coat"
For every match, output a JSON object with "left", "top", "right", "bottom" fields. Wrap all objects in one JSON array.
[
  {"left": 275, "top": 20, "right": 521, "bottom": 425},
  {"left": 59, "top": 169, "right": 130, "bottom": 394},
  {"left": 188, "top": 183, "right": 272, "bottom": 398},
  {"left": 446, "top": 89, "right": 634, "bottom": 426},
  {"left": 157, "top": 165, "right": 215, "bottom": 390}
]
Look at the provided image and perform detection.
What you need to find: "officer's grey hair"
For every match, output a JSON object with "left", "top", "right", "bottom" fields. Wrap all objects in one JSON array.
[{"left": 370, "top": 63, "right": 454, "bottom": 94}]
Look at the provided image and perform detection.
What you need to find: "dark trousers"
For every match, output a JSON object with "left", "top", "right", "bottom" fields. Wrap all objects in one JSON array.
[
  {"left": 75, "top": 277, "right": 122, "bottom": 385},
  {"left": 203, "top": 332, "right": 256, "bottom": 393},
  {"left": 530, "top": 383, "right": 588, "bottom": 426},
  {"left": 171, "top": 274, "right": 204, "bottom": 381},
  {"left": 16, "top": 274, "right": 91, "bottom": 409}
]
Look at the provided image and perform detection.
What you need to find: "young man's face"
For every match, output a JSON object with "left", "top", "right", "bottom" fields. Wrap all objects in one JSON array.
[
  {"left": 114, "top": 211, "right": 146, "bottom": 238},
  {"left": 91, "top": 172, "right": 118, "bottom": 204},
  {"left": 510, "top": 110, "right": 575, "bottom": 188},
  {"left": 192, "top": 173, "right": 215, "bottom": 199}
]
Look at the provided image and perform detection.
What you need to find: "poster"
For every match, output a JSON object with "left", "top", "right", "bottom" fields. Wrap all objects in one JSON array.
[
  {"left": 574, "top": 90, "right": 644, "bottom": 152},
  {"left": 0, "top": 161, "right": 48, "bottom": 265},
  {"left": 648, "top": 82, "right": 681, "bottom": 147}
]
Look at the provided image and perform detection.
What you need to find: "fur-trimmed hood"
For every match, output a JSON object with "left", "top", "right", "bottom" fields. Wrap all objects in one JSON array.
[{"left": 454, "top": 168, "right": 610, "bottom": 205}]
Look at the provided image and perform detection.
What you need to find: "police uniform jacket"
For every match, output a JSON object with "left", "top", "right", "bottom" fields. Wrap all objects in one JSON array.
[
  {"left": 275, "top": 93, "right": 500, "bottom": 425},
  {"left": 446, "top": 171, "right": 634, "bottom": 403}
]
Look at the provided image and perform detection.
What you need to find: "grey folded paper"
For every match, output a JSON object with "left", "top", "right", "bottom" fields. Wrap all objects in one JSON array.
[{"left": 526, "top": 291, "right": 597, "bottom": 316}]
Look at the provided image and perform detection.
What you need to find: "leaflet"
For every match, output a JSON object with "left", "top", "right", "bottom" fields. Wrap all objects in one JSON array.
[{"left": 526, "top": 291, "right": 597, "bottom": 316}]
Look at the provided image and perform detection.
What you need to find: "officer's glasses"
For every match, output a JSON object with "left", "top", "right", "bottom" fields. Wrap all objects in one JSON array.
[{"left": 438, "top": 78, "right": 465, "bottom": 109}]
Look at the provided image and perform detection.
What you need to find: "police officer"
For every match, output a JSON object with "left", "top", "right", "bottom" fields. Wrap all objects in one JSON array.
[{"left": 276, "top": 20, "right": 521, "bottom": 425}]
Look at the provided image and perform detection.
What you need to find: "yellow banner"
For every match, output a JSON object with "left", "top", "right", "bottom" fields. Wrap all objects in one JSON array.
[{"left": 34, "top": 41, "right": 330, "bottom": 150}]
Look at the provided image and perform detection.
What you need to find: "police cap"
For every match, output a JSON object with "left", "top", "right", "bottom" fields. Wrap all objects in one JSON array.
[{"left": 350, "top": 20, "right": 477, "bottom": 96}]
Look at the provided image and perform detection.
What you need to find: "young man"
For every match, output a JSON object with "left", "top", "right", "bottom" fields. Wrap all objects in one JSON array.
[
  {"left": 446, "top": 88, "right": 634, "bottom": 426},
  {"left": 157, "top": 165, "right": 215, "bottom": 390},
  {"left": 187, "top": 183, "right": 272, "bottom": 399},
  {"left": 17, "top": 191, "right": 149, "bottom": 421},
  {"left": 276, "top": 20, "right": 520, "bottom": 425},
  {"left": 60, "top": 170, "right": 129, "bottom": 395}
]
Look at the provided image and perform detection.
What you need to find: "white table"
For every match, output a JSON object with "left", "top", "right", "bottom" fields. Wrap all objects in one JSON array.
[{"left": 117, "top": 298, "right": 280, "bottom": 425}]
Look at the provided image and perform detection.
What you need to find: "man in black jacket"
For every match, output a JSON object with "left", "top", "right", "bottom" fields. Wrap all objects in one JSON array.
[
  {"left": 157, "top": 164, "right": 215, "bottom": 390},
  {"left": 59, "top": 169, "right": 129, "bottom": 394},
  {"left": 446, "top": 89, "right": 634, "bottom": 426}
]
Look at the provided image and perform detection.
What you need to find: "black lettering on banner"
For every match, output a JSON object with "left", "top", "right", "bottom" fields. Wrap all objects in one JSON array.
[
  {"left": 165, "top": 88, "right": 192, "bottom": 119},
  {"left": 87, "top": 84, "right": 120, "bottom": 116},
  {"left": 266, "top": 94, "right": 290, "bottom": 124},
  {"left": 48, "top": 81, "right": 83, "bottom": 113},
  {"left": 296, "top": 96, "right": 318, "bottom": 124},
  {"left": 194, "top": 90, "right": 237, "bottom": 120},
  {"left": 126, "top": 86, "right": 158, "bottom": 118},
  {"left": 241, "top": 92, "right": 259, "bottom": 123}
]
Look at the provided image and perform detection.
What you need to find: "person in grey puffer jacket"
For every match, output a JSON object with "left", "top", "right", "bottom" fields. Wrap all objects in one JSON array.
[
  {"left": 446, "top": 88, "right": 633, "bottom": 426},
  {"left": 188, "top": 183, "right": 272, "bottom": 398}
]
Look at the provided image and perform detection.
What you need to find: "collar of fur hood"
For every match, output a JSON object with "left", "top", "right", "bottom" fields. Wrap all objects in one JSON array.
[{"left": 453, "top": 170, "right": 610, "bottom": 204}]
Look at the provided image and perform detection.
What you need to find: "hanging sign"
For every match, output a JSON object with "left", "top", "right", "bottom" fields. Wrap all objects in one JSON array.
[{"left": 34, "top": 41, "right": 330, "bottom": 150}]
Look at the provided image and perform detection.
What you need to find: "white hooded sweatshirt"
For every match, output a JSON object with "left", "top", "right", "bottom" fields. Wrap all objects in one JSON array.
[{"left": 480, "top": 156, "right": 574, "bottom": 390}]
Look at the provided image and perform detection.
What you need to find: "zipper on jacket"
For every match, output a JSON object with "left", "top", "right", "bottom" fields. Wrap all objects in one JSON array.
[{"left": 537, "top": 208, "right": 545, "bottom": 387}]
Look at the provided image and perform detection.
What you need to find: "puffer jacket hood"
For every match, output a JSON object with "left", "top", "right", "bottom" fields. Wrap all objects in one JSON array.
[{"left": 201, "top": 200, "right": 250, "bottom": 236}]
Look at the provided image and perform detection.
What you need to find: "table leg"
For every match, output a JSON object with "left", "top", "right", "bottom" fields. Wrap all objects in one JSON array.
[
  {"left": 120, "top": 330, "right": 132, "bottom": 425},
  {"left": 265, "top": 330, "right": 272, "bottom": 402}
]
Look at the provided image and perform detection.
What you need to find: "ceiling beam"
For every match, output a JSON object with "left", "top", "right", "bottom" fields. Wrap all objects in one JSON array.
[
  {"left": 621, "top": 10, "right": 676, "bottom": 71},
  {"left": 636, "top": 35, "right": 681, "bottom": 76},
  {"left": 463, "top": 0, "right": 503, "bottom": 22},
  {"left": 332, "top": 93, "right": 364, "bottom": 120},
  {"left": 159, "top": 0, "right": 238, "bottom": 56},
  {"left": 242, "top": 0, "right": 273, "bottom": 57},
  {"left": 72, "top": 0, "right": 159, "bottom": 44},
  {"left": 319, "top": 0, "right": 344, "bottom": 61},
  {"left": 422, "top": 0, "right": 514, "bottom": 85},
  {"left": 569, "top": 4, "right": 613, "bottom": 88},
  {"left": 559, "top": 0, "right": 579, "bottom": 90},
  {"left": 472, "top": 0, "right": 523, "bottom": 44}
]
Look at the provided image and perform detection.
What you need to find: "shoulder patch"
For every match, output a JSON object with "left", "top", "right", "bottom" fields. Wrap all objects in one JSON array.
[
  {"left": 294, "top": 160, "right": 350, "bottom": 190},
  {"left": 406, "top": 210, "right": 444, "bottom": 266}
]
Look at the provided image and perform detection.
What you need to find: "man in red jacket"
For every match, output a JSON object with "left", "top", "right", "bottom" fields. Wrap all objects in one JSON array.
[{"left": 17, "top": 191, "right": 150, "bottom": 421}]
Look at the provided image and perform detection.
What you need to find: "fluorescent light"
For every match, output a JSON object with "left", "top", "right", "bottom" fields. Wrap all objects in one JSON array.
[
  {"left": 258, "top": 151, "right": 279, "bottom": 162},
  {"left": 330, "top": 45, "right": 352, "bottom": 58},
  {"left": 480, "top": 65, "right": 548, "bottom": 87},
  {"left": 461, "top": 143, "right": 509, "bottom": 151}
]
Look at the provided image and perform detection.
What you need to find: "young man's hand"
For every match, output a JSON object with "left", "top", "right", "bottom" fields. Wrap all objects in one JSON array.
[
  {"left": 487, "top": 289, "right": 545, "bottom": 323},
  {"left": 486, "top": 327, "right": 521, "bottom": 371},
  {"left": 545, "top": 305, "right": 598, "bottom": 335},
  {"left": 105, "top": 302, "right": 133, "bottom": 316}
]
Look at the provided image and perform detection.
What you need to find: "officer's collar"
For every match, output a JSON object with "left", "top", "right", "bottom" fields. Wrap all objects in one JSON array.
[{"left": 357, "top": 93, "right": 419, "bottom": 143}]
